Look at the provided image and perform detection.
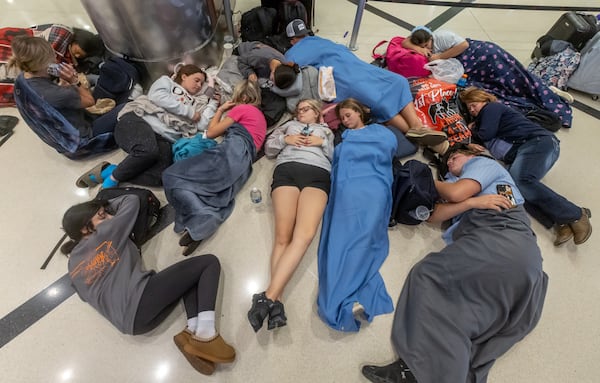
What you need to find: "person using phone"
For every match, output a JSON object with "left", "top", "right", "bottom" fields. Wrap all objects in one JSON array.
[
  {"left": 362, "top": 145, "right": 548, "bottom": 383},
  {"left": 460, "top": 86, "right": 591, "bottom": 246},
  {"left": 9, "top": 35, "right": 120, "bottom": 139}
]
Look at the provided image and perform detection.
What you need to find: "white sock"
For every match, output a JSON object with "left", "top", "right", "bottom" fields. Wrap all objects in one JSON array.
[
  {"left": 187, "top": 316, "right": 198, "bottom": 333},
  {"left": 195, "top": 310, "right": 216, "bottom": 339}
]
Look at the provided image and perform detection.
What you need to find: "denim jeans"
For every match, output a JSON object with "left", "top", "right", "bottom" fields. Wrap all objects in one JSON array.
[{"left": 508, "top": 135, "right": 581, "bottom": 227}]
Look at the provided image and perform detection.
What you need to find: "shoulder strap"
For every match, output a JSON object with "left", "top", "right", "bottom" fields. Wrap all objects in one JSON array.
[{"left": 372, "top": 40, "right": 389, "bottom": 59}]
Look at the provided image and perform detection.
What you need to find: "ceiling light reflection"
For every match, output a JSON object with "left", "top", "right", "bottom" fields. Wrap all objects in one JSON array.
[
  {"left": 154, "top": 362, "right": 170, "bottom": 380},
  {"left": 246, "top": 279, "right": 259, "bottom": 295},
  {"left": 48, "top": 287, "right": 59, "bottom": 297},
  {"left": 60, "top": 368, "right": 73, "bottom": 381}
]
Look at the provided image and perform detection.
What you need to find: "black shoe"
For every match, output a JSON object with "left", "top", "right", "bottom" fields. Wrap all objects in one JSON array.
[
  {"left": 267, "top": 300, "right": 287, "bottom": 330},
  {"left": 182, "top": 240, "right": 202, "bottom": 256},
  {"left": 179, "top": 231, "right": 193, "bottom": 246},
  {"left": 247, "top": 292, "right": 273, "bottom": 332},
  {"left": 361, "top": 359, "right": 417, "bottom": 383}
]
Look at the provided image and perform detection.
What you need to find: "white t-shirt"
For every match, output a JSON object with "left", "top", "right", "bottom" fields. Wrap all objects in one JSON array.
[{"left": 433, "top": 30, "right": 467, "bottom": 54}]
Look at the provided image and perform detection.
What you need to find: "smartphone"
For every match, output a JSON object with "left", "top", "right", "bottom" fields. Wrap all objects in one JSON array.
[
  {"left": 301, "top": 125, "right": 313, "bottom": 136},
  {"left": 496, "top": 184, "right": 517, "bottom": 207},
  {"left": 47, "top": 63, "right": 61, "bottom": 77}
]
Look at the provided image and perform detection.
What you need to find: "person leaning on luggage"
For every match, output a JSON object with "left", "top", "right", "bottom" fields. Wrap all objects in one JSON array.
[
  {"left": 61, "top": 194, "right": 235, "bottom": 376},
  {"left": 460, "top": 86, "right": 592, "bottom": 246}
]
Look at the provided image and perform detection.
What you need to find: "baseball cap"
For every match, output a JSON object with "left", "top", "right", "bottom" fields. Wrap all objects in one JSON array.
[{"left": 286, "top": 19, "right": 309, "bottom": 38}]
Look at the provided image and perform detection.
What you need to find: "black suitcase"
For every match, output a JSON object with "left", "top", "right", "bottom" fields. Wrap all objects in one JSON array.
[{"left": 544, "top": 12, "right": 597, "bottom": 50}]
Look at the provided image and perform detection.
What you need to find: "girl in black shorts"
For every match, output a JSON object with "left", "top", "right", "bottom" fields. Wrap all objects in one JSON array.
[{"left": 247, "top": 98, "right": 334, "bottom": 332}]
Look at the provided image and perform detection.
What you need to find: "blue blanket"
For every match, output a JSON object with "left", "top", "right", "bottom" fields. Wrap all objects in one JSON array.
[
  {"left": 285, "top": 36, "right": 413, "bottom": 123},
  {"left": 317, "top": 124, "right": 397, "bottom": 332},
  {"left": 162, "top": 124, "right": 256, "bottom": 241}
]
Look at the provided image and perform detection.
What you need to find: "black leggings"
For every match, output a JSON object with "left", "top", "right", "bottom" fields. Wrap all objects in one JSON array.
[
  {"left": 113, "top": 112, "right": 173, "bottom": 186},
  {"left": 132, "top": 254, "right": 221, "bottom": 335}
]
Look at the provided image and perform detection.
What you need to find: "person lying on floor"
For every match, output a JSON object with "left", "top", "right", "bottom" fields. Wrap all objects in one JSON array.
[
  {"left": 283, "top": 19, "right": 446, "bottom": 156},
  {"left": 61, "top": 195, "right": 235, "bottom": 376},
  {"left": 362, "top": 146, "right": 548, "bottom": 383},
  {"left": 162, "top": 80, "right": 267, "bottom": 256},
  {"left": 316, "top": 98, "right": 397, "bottom": 332},
  {"left": 9, "top": 35, "right": 122, "bottom": 142},
  {"left": 248, "top": 98, "right": 334, "bottom": 333},
  {"left": 76, "top": 64, "right": 219, "bottom": 189},
  {"left": 402, "top": 26, "right": 573, "bottom": 128},
  {"left": 459, "top": 86, "right": 591, "bottom": 245}
]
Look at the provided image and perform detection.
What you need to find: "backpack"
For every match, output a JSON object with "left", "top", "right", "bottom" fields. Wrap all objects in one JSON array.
[
  {"left": 93, "top": 57, "right": 141, "bottom": 105},
  {"left": 372, "top": 37, "right": 431, "bottom": 78},
  {"left": 390, "top": 160, "right": 439, "bottom": 226},
  {"left": 525, "top": 108, "right": 562, "bottom": 132},
  {"left": 96, "top": 187, "right": 161, "bottom": 247},
  {"left": 240, "top": 6, "right": 277, "bottom": 42},
  {"left": 276, "top": 0, "right": 308, "bottom": 33}
]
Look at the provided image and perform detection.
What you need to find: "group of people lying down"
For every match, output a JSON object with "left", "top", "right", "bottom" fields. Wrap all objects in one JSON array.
[{"left": 12, "top": 17, "right": 593, "bottom": 381}]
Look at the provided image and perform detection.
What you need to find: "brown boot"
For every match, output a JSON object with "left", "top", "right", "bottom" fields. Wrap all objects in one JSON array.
[
  {"left": 569, "top": 208, "right": 592, "bottom": 245},
  {"left": 184, "top": 333, "right": 236, "bottom": 363},
  {"left": 553, "top": 224, "right": 573, "bottom": 246},
  {"left": 173, "top": 329, "right": 216, "bottom": 375}
]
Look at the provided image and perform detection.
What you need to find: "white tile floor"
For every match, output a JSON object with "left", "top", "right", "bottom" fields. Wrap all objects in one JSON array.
[{"left": 1, "top": 0, "right": 599, "bottom": 382}]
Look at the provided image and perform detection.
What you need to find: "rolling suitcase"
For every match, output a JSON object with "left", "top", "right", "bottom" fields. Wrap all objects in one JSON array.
[{"left": 544, "top": 12, "right": 597, "bottom": 50}]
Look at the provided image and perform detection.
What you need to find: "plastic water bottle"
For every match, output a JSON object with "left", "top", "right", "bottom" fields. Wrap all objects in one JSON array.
[
  {"left": 456, "top": 74, "right": 468, "bottom": 87},
  {"left": 408, "top": 205, "right": 431, "bottom": 221},
  {"left": 250, "top": 187, "right": 262, "bottom": 204}
]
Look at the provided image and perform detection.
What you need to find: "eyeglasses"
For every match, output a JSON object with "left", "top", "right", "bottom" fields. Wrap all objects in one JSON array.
[{"left": 296, "top": 106, "right": 312, "bottom": 114}]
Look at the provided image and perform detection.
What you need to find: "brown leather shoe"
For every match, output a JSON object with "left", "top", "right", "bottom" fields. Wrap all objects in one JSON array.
[
  {"left": 184, "top": 334, "right": 236, "bottom": 363},
  {"left": 554, "top": 224, "right": 573, "bottom": 246},
  {"left": 570, "top": 208, "right": 592, "bottom": 245},
  {"left": 173, "top": 329, "right": 216, "bottom": 375}
]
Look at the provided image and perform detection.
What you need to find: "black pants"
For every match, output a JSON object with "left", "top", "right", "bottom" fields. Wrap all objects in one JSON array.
[
  {"left": 132, "top": 254, "right": 221, "bottom": 335},
  {"left": 113, "top": 112, "right": 173, "bottom": 186}
]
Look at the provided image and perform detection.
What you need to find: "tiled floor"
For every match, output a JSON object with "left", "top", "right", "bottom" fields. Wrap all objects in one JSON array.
[{"left": 1, "top": 0, "right": 599, "bottom": 382}]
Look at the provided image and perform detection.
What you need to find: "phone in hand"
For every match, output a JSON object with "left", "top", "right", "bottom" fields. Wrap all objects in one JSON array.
[
  {"left": 496, "top": 184, "right": 517, "bottom": 207},
  {"left": 47, "top": 63, "right": 61, "bottom": 77},
  {"left": 300, "top": 125, "right": 313, "bottom": 136}
]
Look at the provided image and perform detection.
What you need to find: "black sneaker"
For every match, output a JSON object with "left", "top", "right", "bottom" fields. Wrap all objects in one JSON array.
[
  {"left": 267, "top": 300, "right": 287, "bottom": 330},
  {"left": 361, "top": 359, "right": 417, "bottom": 383},
  {"left": 247, "top": 292, "right": 273, "bottom": 332}
]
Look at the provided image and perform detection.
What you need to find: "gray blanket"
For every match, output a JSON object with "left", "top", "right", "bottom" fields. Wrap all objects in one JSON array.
[
  {"left": 162, "top": 124, "right": 256, "bottom": 241},
  {"left": 392, "top": 206, "right": 548, "bottom": 383}
]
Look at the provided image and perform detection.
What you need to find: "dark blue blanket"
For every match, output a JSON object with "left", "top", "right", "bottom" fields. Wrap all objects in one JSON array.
[
  {"left": 461, "top": 39, "right": 572, "bottom": 128},
  {"left": 162, "top": 124, "right": 256, "bottom": 241},
  {"left": 317, "top": 124, "right": 397, "bottom": 332},
  {"left": 285, "top": 36, "right": 413, "bottom": 123}
]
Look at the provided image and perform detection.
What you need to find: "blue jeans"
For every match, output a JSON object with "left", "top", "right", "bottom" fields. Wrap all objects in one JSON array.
[{"left": 508, "top": 135, "right": 581, "bottom": 227}]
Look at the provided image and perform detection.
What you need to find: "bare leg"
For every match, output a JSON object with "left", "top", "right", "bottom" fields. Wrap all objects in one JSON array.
[
  {"left": 266, "top": 187, "right": 328, "bottom": 301},
  {"left": 385, "top": 102, "right": 425, "bottom": 133},
  {"left": 269, "top": 186, "right": 300, "bottom": 285}
]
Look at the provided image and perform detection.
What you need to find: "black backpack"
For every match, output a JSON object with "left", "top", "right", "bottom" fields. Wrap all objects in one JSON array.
[
  {"left": 240, "top": 6, "right": 277, "bottom": 42},
  {"left": 276, "top": 0, "right": 309, "bottom": 33},
  {"left": 93, "top": 57, "right": 141, "bottom": 105},
  {"left": 96, "top": 187, "right": 161, "bottom": 247},
  {"left": 525, "top": 108, "right": 562, "bottom": 132},
  {"left": 390, "top": 160, "right": 439, "bottom": 226}
]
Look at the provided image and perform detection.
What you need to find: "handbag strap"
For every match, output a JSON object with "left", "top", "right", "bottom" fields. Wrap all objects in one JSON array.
[{"left": 371, "top": 40, "right": 389, "bottom": 60}]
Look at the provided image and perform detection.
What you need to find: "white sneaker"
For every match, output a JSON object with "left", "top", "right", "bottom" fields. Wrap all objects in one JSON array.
[{"left": 549, "top": 86, "right": 574, "bottom": 104}]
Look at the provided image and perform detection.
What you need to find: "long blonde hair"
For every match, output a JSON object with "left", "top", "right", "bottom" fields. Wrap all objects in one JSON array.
[
  {"left": 8, "top": 35, "right": 56, "bottom": 73},
  {"left": 231, "top": 80, "right": 261, "bottom": 106}
]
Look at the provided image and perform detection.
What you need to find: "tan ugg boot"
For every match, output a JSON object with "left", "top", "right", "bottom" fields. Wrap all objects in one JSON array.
[
  {"left": 184, "top": 333, "right": 236, "bottom": 363},
  {"left": 428, "top": 141, "right": 450, "bottom": 155},
  {"left": 173, "top": 329, "right": 216, "bottom": 375}
]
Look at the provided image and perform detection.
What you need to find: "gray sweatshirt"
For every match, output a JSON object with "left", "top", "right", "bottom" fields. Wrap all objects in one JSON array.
[
  {"left": 265, "top": 120, "right": 334, "bottom": 171},
  {"left": 68, "top": 195, "right": 152, "bottom": 335}
]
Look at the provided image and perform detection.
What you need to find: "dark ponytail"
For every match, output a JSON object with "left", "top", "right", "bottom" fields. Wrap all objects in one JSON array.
[{"left": 273, "top": 62, "right": 300, "bottom": 89}]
